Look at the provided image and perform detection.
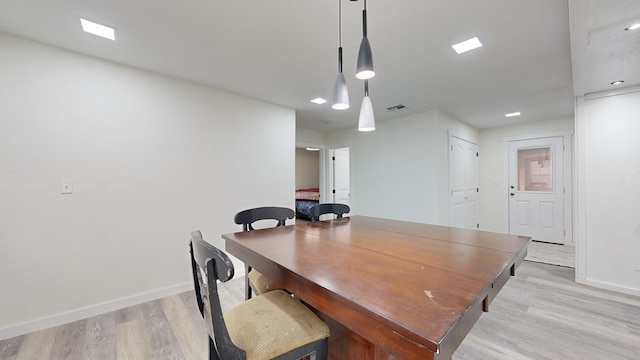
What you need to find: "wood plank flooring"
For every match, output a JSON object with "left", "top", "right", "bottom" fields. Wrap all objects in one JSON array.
[{"left": 1, "top": 261, "right": 639, "bottom": 359}]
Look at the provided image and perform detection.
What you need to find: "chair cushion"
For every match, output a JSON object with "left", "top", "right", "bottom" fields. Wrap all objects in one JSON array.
[
  {"left": 224, "top": 290, "right": 330, "bottom": 360},
  {"left": 247, "top": 269, "right": 283, "bottom": 294}
]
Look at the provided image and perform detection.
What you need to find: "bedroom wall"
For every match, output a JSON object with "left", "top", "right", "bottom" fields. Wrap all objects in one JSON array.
[
  {"left": 0, "top": 32, "right": 296, "bottom": 338},
  {"left": 295, "top": 148, "right": 320, "bottom": 189},
  {"left": 325, "top": 110, "right": 477, "bottom": 225}
]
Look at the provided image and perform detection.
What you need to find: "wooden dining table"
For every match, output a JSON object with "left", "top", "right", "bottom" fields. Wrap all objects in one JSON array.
[{"left": 223, "top": 216, "right": 530, "bottom": 360}]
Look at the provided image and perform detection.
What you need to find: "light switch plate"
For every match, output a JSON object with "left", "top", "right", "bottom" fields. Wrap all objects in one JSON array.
[{"left": 60, "top": 180, "right": 73, "bottom": 194}]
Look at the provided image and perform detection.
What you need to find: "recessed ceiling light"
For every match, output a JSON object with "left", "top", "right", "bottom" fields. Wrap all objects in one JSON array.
[
  {"left": 505, "top": 112, "right": 521, "bottom": 118},
  {"left": 80, "top": 18, "right": 116, "bottom": 40},
  {"left": 452, "top": 37, "right": 482, "bottom": 54},
  {"left": 305, "top": 147, "right": 320, "bottom": 151},
  {"left": 611, "top": 80, "right": 624, "bottom": 85},
  {"left": 310, "top": 98, "right": 327, "bottom": 105},
  {"left": 625, "top": 23, "right": 640, "bottom": 31}
]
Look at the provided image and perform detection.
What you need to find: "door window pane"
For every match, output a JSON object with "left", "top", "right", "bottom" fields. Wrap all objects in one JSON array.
[{"left": 517, "top": 147, "right": 552, "bottom": 192}]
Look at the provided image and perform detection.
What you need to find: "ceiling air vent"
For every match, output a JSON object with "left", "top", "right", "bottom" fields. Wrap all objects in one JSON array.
[{"left": 386, "top": 104, "right": 406, "bottom": 111}]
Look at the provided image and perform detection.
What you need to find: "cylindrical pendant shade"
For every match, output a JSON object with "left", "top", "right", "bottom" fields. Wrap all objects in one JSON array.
[
  {"left": 358, "top": 95, "right": 375, "bottom": 132},
  {"left": 356, "top": 37, "right": 374, "bottom": 80},
  {"left": 332, "top": 72, "right": 349, "bottom": 110},
  {"left": 356, "top": 6, "right": 374, "bottom": 80}
]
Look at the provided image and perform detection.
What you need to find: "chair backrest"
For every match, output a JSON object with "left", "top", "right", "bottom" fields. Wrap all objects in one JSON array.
[
  {"left": 190, "top": 230, "right": 246, "bottom": 359},
  {"left": 308, "top": 203, "right": 351, "bottom": 222},
  {"left": 234, "top": 206, "right": 295, "bottom": 231}
]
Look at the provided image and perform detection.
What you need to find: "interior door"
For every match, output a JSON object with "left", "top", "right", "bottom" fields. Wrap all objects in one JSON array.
[
  {"left": 508, "top": 137, "right": 564, "bottom": 244},
  {"left": 449, "top": 136, "right": 478, "bottom": 229},
  {"left": 332, "top": 147, "right": 350, "bottom": 205}
]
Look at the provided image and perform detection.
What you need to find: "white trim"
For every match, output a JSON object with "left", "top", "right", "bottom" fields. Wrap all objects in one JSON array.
[
  {"left": 500, "top": 130, "right": 574, "bottom": 144},
  {"left": 326, "top": 148, "right": 335, "bottom": 204},
  {"left": 502, "top": 139, "right": 510, "bottom": 233},
  {"left": 574, "top": 96, "right": 587, "bottom": 282},
  {"left": 319, "top": 148, "right": 327, "bottom": 203},
  {"left": 576, "top": 278, "right": 640, "bottom": 298},
  {"left": 584, "top": 84, "right": 640, "bottom": 100},
  {"left": 447, "top": 129, "right": 479, "bottom": 146},
  {"left": 563, "top": 133, "right": 574, "bottom": 246},
  {"left": 325, "top": 143, "right": 352, "bottom": 206},
  {"left": 0, "top": 282, "right": 192, "bottom": 341},
  {"left": 295, "top": 142, "right": 326, "bottom": 151}
]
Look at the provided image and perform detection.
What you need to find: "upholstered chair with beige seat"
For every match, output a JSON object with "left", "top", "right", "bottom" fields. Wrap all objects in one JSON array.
[{"left": 189, "top": 230, "right": 329, "bottom": 360}]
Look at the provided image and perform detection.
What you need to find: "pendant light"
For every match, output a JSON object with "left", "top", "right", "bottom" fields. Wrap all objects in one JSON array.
[
  {"left": 358, "top": 80, "right": 375, "bottom": 131},
  {"left": 356, "top": 0, "right": 374, "bottom": 80},
  {"left": 331, "top": 0, "right": 349, "bottom": 110}
]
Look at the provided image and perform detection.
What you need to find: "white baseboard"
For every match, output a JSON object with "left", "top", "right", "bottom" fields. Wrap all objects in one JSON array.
[
  {"left": 0, "top": 282, "right": 193, "bottom": 341},
  {"left": 575, "top": 277, "right": 640, "bottom": 297}
]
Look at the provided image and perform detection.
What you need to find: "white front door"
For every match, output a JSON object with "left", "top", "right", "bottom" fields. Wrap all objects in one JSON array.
[
  {"left": 449, "top": 136, "right": 478, "bottom": 229},
  {"left": 332, "top": 147, "right": 350, "bottom": 205},
  {"left": 508, "top": 136, "right": 565, "bottom": 244}
]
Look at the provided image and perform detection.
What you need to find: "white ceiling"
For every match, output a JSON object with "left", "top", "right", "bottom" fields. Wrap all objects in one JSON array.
[{"left": 0, "top": 0, "right": 638, "bottom": 132}]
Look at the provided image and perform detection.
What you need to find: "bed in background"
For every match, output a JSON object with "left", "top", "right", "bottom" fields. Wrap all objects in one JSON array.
[{"left": 295, "top": 187, "right": 320, "bottom": 220}]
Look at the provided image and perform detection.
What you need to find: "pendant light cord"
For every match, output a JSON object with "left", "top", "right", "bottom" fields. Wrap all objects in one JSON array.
[
  {"left": 338, "top": 0, "right": 343, "bottom": 73},
  {"left": 362, "top": 0, "right": 367, "bottom": 37},
  {"left": 339, "top": 0, "right": 342, "bottom": 48}
]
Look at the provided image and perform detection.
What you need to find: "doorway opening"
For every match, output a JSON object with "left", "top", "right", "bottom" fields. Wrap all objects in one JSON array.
[
  {"left": 294, "top": 146, "right": 350, "bottom": 221},
  {"left": 294, "top": 146, "right": 322, "bottom": 221},
  {"left": 329, "top": 147, "right": 350, "bottom": 206}
]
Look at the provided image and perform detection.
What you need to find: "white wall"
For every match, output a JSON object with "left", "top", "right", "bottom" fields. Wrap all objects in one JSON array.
[
  {"left": 0, "top": 32, "right": 296, "bottom": 338},
  {"left": 478, "top": 117, "right": 574, "bottom": 233},
  {"left": 295, "top": 148, "right": 320, "bottom": 189},
  {"left": 575, "top": 88, "right": 640, "bottom": 296},
  {"left": 296, "top": 127, "right": 326, "bottom": 147},
  {"left": 325, "top": 110, "right": 477, "bottom": 224}
]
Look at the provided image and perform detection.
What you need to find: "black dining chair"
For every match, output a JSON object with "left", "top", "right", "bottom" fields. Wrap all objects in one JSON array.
[
  {"left": 234, "top": 206, "right": 295, "bottom": 300},
  {"left": 308, "top": 203, "right": 351, "bottom": 222},
  {"left": 189, "top": 230, "right": 329, "bottom": 360}
]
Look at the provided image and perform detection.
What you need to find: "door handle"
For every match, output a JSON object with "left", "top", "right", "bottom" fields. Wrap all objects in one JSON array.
[{"left": 510, "top": 192, "right": 515, "bottom": 197}]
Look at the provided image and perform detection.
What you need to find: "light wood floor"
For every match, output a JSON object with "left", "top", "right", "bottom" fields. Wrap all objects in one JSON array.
[{"left": 2, "top": 261, "right": 639, "bottom": 359}]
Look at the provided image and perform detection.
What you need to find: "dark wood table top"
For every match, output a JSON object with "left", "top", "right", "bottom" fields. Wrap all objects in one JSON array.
[{"left": 223, "top": 216, "right": 530, "bottom": 359}]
